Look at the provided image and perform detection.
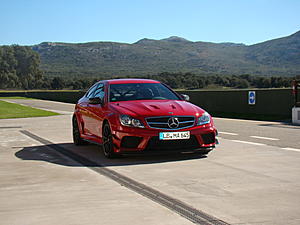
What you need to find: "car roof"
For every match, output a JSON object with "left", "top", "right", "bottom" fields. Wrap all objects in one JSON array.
[{"left": 105, "top": 79, "right": 160, "bottom": 85}]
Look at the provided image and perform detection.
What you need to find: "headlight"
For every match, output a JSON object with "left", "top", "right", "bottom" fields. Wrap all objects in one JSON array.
[
  {"left": 197, "top": 112, "right": 211, "bottom": 125},
  {"left": 120, "top": 115, "right": 145, "bottom": 128}
]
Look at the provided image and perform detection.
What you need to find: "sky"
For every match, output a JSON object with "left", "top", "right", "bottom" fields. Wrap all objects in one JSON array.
[{"left": 0, "top": 0, "right": 300, "bottom": 46}]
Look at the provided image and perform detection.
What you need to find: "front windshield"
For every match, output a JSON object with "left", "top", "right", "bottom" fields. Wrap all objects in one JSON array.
[{"left": 109, "top": 83, "right": 180, "bottom": 102}]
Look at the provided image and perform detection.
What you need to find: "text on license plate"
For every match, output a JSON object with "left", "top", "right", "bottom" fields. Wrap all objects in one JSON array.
[{"left": 159, "top": 131, "right": 190, "bottom": 140}]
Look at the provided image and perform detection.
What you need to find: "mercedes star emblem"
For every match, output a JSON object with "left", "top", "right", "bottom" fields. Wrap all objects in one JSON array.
[{"left": 168, "top": 117, "right": 180, "bottom": 129}]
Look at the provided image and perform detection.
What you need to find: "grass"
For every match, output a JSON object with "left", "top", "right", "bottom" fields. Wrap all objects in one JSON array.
[
  {"left": 0, "top": 100, "right": 59, "bottom": 119},
  {"left": 0, "top": 89, "right": 80, "bottom": 92},
  {"left": 0, "top": 96, "right": 36, "bottom": 100}
]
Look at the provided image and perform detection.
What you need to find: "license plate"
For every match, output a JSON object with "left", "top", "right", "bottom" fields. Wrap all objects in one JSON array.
[{"left": 159, "top": 131, "right": 190, "bottom": 140}]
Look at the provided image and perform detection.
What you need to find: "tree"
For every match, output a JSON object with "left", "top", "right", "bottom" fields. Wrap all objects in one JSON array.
[
  {"left": 51, "top": 77, "right": 65, "bottom": 89},
  {"left": 235, "top": 79, "right": 250, "bottom": 88},
  {"left": 0, "top": 45, "right": 44, "bottom": 89}
]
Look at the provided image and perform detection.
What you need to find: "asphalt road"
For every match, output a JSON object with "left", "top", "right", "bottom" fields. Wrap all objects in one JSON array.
[
  {"left": 6, "top": 98, "right": 300, "bottom": 150},
  {"left": 0, "top": 99, "right": 300, "bottom": 225},
  {"left": 215, "top": 117, "right": 300, "bottom": 150}
]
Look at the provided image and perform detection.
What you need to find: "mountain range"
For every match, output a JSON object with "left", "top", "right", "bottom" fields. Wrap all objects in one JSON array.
[{"left": 32, "top": 30, "right": 300, "bottom": 77}]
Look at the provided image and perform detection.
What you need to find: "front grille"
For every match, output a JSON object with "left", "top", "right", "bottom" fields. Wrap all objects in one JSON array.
[
  {"left": 121, "top": 136, "right": 143, "bottom": 148},
  {"left": 145, "top": 135, "right": 199, "bottom": 151},
  {"left": 201, "top": 133, "right": 215, "bottom": 144},
  {"left": 146, "top": 116, "right": 195, "bottom": 130}
]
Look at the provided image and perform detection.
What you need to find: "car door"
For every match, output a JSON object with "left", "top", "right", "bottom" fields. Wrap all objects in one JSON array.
[
  {"left": 79, "top": 84, "right": 98, "bottom": 136},
  {"left": 86, "top": 83, "right": 106, "bottom": 139}
]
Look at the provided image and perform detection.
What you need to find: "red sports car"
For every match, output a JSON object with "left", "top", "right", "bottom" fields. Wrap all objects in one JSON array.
[{"left": 73, "top": 79, "right": 217, "bottom": 158}]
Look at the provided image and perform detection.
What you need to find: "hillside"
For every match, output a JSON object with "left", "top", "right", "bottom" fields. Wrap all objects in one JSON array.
[{"left": 31, "top": 31, "right": 300, "bottom": 77}]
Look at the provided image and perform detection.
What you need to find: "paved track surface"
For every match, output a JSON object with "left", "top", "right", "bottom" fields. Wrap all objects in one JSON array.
[
  {"left": 215, "top": 117, "right": 300, "bottom": 150},
  {"left": 0, "top": 99, "right": 300, "bottom": 225}
]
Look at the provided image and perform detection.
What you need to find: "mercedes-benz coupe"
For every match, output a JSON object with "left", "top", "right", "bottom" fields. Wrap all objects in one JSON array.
[{"left": 73, "top": 79, "right": 217, "bottom": 158}]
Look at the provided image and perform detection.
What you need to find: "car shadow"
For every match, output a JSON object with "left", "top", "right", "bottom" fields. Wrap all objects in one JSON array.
[{"left": 15, "top": 142, "right": 208, "bottom": 168}]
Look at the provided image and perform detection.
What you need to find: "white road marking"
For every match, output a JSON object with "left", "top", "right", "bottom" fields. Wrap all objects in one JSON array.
[
  {"left": 250, "top": 136, "right": 279, "bottom": 141},
  {"left": 218, "top": 131, "right": 238, "bottom": 136},
  {"left": 281, "top": 147, "right": 300, "bottom": 152},
  {"left": 231, "top": 140, "right": 266, "bottom": 146},
  {"left": 220, "top": 137, "right": 300, "bottom": 153}
]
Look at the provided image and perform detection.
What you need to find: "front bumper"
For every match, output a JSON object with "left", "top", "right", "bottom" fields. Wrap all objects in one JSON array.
[{"left": 111, "top": 125, "right": 217, "bottom": 154}]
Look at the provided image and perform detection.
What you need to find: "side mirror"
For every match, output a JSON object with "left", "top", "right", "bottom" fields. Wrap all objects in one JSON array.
[
  {"left": 181, "top": 94, "right": 190, "bottom": 101},
  {"left": 89, "top": 97, "right": 102, "bottom": 105}
]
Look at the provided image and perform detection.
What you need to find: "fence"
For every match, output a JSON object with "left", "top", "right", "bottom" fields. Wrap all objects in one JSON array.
[
  {"left": 177, "top": 89, "right": 293, "bottom": 119},
  {"left": 0, "top": 88, "right": 293, "bottom": 120}
]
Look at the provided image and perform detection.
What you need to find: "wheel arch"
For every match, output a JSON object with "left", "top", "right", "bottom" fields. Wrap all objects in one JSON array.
[
  {"left": 102, "top": 119, "right": 110, "bottom": 131},
  {"left": 102, "top": 112, "right": 119, "bottom": 133},
  {"left": 73, "top": 113, "right": 84, "bottom": 134}
]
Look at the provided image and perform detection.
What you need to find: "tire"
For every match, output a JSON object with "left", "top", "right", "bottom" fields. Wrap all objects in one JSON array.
[
  {"left": 72, "top": 116, "right": 86, "bottom": 145},
  {"left": 102, "top": 122, "right": 119, "bottom": 158}
]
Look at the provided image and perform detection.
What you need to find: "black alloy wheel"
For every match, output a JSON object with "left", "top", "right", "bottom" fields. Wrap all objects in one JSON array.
[
  {"left": 102, "top": 123, "right": 118, "bottom": 158},
  {"left": 72, "top": 116, "right": 86, "bottom": 145}
]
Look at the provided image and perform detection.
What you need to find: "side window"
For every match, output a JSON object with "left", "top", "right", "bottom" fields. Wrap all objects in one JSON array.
[
  {"left": 86, "top": 84, "right": 98, "bottom": 98},
  {"left": 93, "top": 83, "right": 105, "bottom": 100}
]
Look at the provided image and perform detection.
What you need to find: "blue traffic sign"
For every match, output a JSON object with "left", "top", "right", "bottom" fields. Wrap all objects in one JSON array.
[{"left": 248, "top": 91, "right": 256, "bottom": 105}]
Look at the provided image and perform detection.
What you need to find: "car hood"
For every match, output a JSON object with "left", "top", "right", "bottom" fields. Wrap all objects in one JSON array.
[{"left": 110, "top": 100, "right": 206, "bottom": 118}]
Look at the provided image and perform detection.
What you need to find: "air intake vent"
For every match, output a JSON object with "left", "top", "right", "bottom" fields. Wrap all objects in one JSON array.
[
  {"left": 146, "top": 135, "right": 199, "bottom": 151},
  {"left": 201, "top": 133, "right": 216, "bottom": 145},
  {"left": 121, "top": 136, "right": 142, "bottom": 148}
]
